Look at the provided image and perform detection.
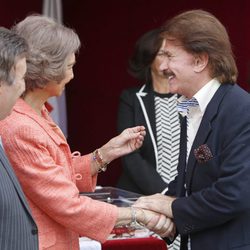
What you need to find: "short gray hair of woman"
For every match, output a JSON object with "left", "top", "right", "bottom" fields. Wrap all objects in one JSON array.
[{"left": 12, "top": 14, "right": 81, "bottom": 92}]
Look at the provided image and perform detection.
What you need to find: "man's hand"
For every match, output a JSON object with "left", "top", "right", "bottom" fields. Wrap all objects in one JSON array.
[
  {"left": 137, "top": 208, "right": 176, "bottom": 238},
  {"left": 133, "top": 193, "right": 176, "bottom": 218}
]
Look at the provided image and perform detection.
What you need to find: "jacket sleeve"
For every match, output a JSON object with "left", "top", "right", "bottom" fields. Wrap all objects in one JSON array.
[
  {"left": 117, "top": 89, "right": 168, "bottom": 194},
  {"left": 2, "top": 123, "right": 118, "bottom": 243},
  {"left": 72, "top": 152, "right": 98, "bottom": 192}
]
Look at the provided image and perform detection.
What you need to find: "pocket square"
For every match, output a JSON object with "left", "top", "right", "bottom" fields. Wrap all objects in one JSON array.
[{"left": 194, "top": 144, "right": 213, "bottom": 164}]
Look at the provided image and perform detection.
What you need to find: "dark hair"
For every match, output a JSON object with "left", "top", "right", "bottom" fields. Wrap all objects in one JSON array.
[
  {"left": 162, "top": 9, "right": 238, "bottom": 83},
  {"left": 0, "top": 27, "right": 28, "bottom": 85},
  {"left": 128, "top": 28, "right": 163, "bottom": 84}
]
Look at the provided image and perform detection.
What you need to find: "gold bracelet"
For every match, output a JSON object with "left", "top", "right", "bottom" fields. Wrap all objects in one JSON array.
[{"left": 92, "top": 149, "right": 109, "bottom": 172}]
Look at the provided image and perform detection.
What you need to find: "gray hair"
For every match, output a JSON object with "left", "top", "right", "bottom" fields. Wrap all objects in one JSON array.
[
  {"left": 0, "top": 27, "right": 28, "bottom": 85},
  {"left": 12, "top": 14, "right": 81, "bottom": 91}
]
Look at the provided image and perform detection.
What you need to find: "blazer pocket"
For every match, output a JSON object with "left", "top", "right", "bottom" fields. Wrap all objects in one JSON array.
[
  {"left": 194, "top": 144, "right": 213, "bottom": 164},
  {"left": 193, "top": 156, "right": 220, "bottom": 187},
  {"left": 201, "top": 154, "right": 219, "bottom": 169}
]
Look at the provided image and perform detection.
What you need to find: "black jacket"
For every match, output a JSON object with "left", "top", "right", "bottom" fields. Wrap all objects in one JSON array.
[{"left": 117, "top": 83, "right": 179, "bottom": 194}]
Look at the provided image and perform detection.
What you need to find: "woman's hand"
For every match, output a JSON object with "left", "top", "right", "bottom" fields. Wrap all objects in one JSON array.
[{"left": 99, "top": 126, "right": 146, "bottom": 163}]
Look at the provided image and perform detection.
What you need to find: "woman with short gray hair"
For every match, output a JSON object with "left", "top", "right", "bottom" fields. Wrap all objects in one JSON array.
[{"left": 0, "top": 15, "right": 173, "bottom": 250}]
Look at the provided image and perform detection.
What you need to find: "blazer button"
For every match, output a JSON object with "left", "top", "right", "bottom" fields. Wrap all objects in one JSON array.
[{"left": 31, "top": 228, "right": 38, "bottom": 235}]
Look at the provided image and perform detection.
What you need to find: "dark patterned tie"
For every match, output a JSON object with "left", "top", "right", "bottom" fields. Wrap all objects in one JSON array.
[{"left": 177, "top": 98, "right": 199, "bottom": 250}]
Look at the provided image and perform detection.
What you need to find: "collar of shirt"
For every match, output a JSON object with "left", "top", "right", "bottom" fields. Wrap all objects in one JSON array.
[
  {"left": 177, "top": 78, "right": 221, "bottom": 116},
  {"left": 193, "top": 78, "right": 221, "bottom": 113}
]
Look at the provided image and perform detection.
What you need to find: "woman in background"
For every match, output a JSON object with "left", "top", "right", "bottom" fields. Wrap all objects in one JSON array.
[
  {"left": 0, "top": 16, "right": 173, "bottom": 250},
  {"left": 117, "top": 29, "right": 180, "bottom": 250},
  {"left": 117, "top": 29, "right": 180, "bottom": 195}
]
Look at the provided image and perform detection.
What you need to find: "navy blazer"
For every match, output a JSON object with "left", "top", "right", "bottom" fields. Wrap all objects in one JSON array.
[
  {"left": 0, "top": 146, "right": 38, "bottom": 249},
  {"left": 117, "top": 84, "right": 170, "bottom": 194},
  {"left": 168, "top": 84, "right": 250, "bottom": 250}
]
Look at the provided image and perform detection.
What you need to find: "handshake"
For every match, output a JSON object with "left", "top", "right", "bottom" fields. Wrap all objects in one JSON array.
[
  {"left": 133, "top": 194, "right": 176, "bottom": 238},
  {"left": 116, "top": 194, "right": 176, "bottom": 239}
]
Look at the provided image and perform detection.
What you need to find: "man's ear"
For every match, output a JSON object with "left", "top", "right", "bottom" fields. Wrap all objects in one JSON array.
[{"left": 194, "top": 53, "right": 209, "bottom": 73}]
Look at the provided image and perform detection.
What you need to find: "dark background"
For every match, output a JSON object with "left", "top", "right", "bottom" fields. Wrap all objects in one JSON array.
[{"left": 1, "top": 1, "right": 250, "bottom": 186}]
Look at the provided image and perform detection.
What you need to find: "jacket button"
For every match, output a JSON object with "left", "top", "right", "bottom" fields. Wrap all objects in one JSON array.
[{"left": 31, "top": 228, "right": 38, "bottom": 235}]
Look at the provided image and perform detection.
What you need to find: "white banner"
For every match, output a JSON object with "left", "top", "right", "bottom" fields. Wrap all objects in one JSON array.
[{"left": 42, "top": 0, "right": 68, "bottom": 137}]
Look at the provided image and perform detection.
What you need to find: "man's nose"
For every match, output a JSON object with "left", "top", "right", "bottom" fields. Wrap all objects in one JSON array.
[{"left": 159, "top": 57, "right": 168, "bottom": 71}]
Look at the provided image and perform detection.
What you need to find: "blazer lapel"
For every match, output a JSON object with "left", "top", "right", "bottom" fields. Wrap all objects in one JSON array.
[
  {"left": 14, "top": 99, "right": 67, "bottom": 147},
  {"left": 185, "top": 84, "right": 233, "bottom": 192},
  {"left": 140, "top": 85, "right": 156, "bottom": 136},
  {"left": 136, "top": 84, "right": 158, "bottom": 167}
]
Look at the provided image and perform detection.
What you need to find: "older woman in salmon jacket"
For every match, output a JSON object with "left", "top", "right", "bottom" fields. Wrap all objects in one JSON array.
[{"left": 0, "top": 15, "right": 174, "bottom": 250}]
